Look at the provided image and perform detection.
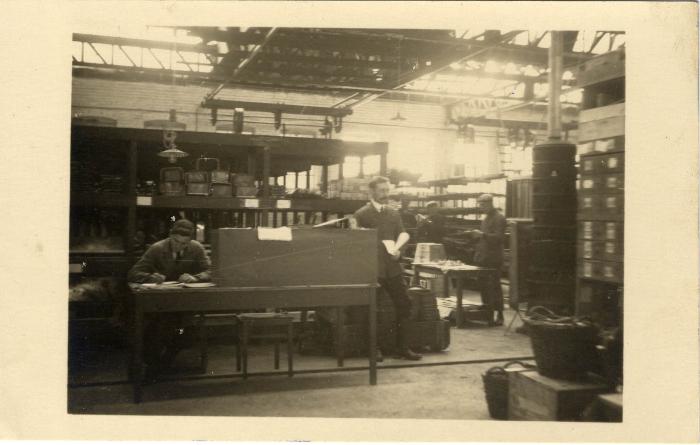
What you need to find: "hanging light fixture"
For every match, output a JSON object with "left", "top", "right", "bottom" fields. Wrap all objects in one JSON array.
[
  {"left": 390, "top": 38, "right": 407, "bottom": 122},
  {"left": 158, "top": 123, "right": 188, "bottom": 163},
  {"left": 152, "top": 31, "right": 189, "bottom": 163}
]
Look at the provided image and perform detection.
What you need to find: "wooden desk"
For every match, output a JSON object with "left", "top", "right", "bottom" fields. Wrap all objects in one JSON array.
[
  {"left": 412, "top": 263, "right": 491, "bottom": 328},
  {"left": 130, "top": 283, "right": 378, "bottom": 403}
]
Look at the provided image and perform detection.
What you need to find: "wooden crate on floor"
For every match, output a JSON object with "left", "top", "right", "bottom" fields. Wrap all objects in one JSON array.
[{"left": 508, "top": 370, "right": 609, "bottom": 421}]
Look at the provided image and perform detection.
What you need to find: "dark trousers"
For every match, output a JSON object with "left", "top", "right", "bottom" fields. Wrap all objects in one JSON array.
[
  {"left": 143, "top": 313, "right": 193, "bottom": 369},
  {"left": 479, "top": 263, "right": 504, "bottom": 312},
  {"left": 378, "top": 274, "right": 412, "bottom": 350}
]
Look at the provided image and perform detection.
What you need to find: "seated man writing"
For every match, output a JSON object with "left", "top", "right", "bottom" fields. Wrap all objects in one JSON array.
[
  {"left": 128, "top": 218, "right": 211, "bottom": 285},
  {"left": 127, "top": 219, "right": 212, "bottom": 380}
]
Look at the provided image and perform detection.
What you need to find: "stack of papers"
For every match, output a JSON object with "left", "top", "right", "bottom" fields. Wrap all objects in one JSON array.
[{"left": 141, "top": 281, "right": 183, "bottom": 289}]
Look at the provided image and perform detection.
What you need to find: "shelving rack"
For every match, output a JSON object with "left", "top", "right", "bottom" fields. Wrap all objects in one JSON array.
[
  {"left": 69, "top": 124, "right": 388, "bottom": 272},
  {"left": 574, "top": 47, "right": 625, "bottom": 326}
]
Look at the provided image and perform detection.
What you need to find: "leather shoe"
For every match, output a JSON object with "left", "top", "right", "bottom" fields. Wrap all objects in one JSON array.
[
  {"left": 494, "top": 312, "right": 504, "bottom": 326},
  {"left": 396, "top": 348, "right": 422, "bottom": 361},
  {"left": 375, "top": 349, "right": 384, "bottom": 363}
]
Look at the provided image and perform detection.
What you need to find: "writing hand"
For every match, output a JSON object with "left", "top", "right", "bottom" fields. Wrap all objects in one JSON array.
[
  {"left": 178, "top": 273, "right": 197, "bottom": 283},
  {"left": 151, "top": 273, "right": 166, "bottom": 284}
]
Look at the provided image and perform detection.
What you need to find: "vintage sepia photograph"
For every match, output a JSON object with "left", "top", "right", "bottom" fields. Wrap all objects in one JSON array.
[
  {"left": 0, "top": 0, "right": 698, "bottom": 442},
  {"left": 66, "top": 25, "right": 627, "bottom": 421}
]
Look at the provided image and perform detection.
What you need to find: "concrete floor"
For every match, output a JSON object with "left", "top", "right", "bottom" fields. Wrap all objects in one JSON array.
[{"left": 68, "top": 288, "right": 534, "bottom": 418}]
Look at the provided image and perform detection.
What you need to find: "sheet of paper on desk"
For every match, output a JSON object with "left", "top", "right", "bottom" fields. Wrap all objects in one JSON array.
[
  {"left": 257, "top": 226, "right": 293, "bottom": 241},
  {"left": 141, "top": 282, "right": 183, "bottom": 289},
  {"left": 382, "top": 240, "right": 396, "bottom": 253}
]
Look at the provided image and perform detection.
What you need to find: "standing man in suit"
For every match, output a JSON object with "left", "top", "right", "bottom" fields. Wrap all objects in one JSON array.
[{"left": 353, "top": 176, "right": 422, "bottom": 360}]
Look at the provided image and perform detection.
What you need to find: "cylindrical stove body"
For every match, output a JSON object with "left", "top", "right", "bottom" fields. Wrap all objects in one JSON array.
[{"left": 528, "top": 141, "right": 577, "bottom": 312}]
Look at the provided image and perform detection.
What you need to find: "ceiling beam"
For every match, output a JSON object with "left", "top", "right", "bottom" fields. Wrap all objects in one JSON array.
[
  {"left": 73, "top": 62, "right": 566, "bottom": 106},
  {"left": 201, "top": 99, "right": 354, "bottom": 118},
  {"left": 338, "top": 31, "right": 526, "bottom": 111},
  {"left": 186, "top": 27, "right": 593, "bottom": 66},
  {"left": 215, "top": 49, "right": 399, "bottom": 72},
  {"left": 204, "top": 27, "right": 278, "bottom": 101},
  {"left": 436, "top": 68, "right": 575, "bottom": 86},
  {"left": 73, "top": 33, "right": 221, "bottom": 55}
]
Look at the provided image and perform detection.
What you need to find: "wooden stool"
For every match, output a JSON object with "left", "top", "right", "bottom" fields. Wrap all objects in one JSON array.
[{"left": 237, "top": 313, "right": 294, "bottom": 378}]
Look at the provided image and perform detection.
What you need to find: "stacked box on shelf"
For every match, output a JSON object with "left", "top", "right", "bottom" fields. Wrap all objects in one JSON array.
[
  {"left": 159, "top": 167, "right": 185, "bottom": 196},
  {"left": 98, "top": 174, "right": 124, "bottom": 194},
  {"left": 269, "top": 185, "right": 286, "bottom": 198},
  {"left": 232, "top": 173, "right": 258, "bottom": 197},
  {"left": 329, "top": 177, "right": 371, "bottom": 200},
  {"left": 210, "top": 168, "right": 233, "bottom": 198},
  {"left": 185, "top": 167, "right": 211, "bottom": 197}
]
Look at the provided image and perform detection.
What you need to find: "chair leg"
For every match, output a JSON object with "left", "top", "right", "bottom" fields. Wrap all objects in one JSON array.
[
  {"left": 241, "top": 324, "right": 249, "bottom": 379},
  {"left": 287, "top": 322, "right": 294, "bottom": 377},
  {"left": 235, "top": 341, "right": 242, "bottom": 372},
  {"left": 274, "top": 341, "right": 280, "bottom": 370},
  {"left": 297, "top": 310, "right": 308, "bottom": 353},
  {"left": 197, "top": 313, "right": 208, "bottom": 374}
]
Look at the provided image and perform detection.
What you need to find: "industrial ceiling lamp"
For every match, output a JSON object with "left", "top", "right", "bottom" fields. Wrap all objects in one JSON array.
[
  {"left": 157, "top": 109, "right": 189, "bottom": 163},
  {"left": 154, "top": 31, "right": 189, "bottom": 164},
  {"left": 390, "top": 38, "right": 407, "bottom": 122}
]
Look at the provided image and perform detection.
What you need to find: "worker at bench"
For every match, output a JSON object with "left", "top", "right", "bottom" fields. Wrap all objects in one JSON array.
[{"left": 127, "top": 218, "right": 212, "bottom": 379}]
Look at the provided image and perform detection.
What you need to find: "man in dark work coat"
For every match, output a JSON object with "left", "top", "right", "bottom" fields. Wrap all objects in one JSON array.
[
  {"left": 128, "top": 219, "right": 212, "bottom": 379},
  {"left": 415, "top": 201, "right": 447, "bottom": 244},
  {"left": 468, "top": 194, "right": 506, "bottom": 325},
  {"left": 353, "top": 176, "right": 422, "bottom": 360}
]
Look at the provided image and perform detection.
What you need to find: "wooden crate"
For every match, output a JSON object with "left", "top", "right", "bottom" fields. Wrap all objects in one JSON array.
[
  {"left": 508, "top": 370, "right": 609, "bottom": 421},
  {"left": 597, "top": 393, "right": 623, "bottom": 421},
  {"left": 578, "top": 116, "right": 624, "bottom": 142},
  {"left": 579, "top": 103, "right": 625, "bottom": 124},
  {"left": 576, "top": 49, "right": 625, "bottom": 88}
]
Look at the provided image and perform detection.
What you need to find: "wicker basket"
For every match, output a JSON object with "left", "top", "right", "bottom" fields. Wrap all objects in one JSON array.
[
  {"left": 481, "top": 361, "right": 536, "bottom": 420},
  {"left": 524, "top": 306, "right": 600, "bottom": 380}
]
